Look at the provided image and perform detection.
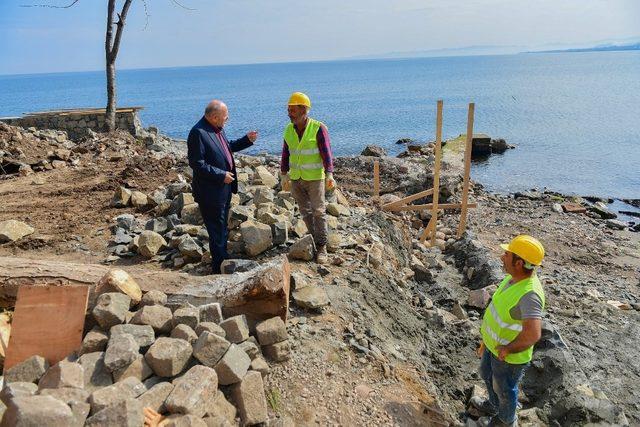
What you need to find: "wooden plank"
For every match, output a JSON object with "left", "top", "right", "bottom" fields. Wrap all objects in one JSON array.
[
  {"left": 419, "top": 215, "right": 436, "bottom": 244},
  {"left": 373, "top": 160, "right": 380, "bottom": 200},
  {"left": 429, "top": 100, "right": 444, "bottom": 246},
  {"left": 381, "top": 188, "right": 434, "bottom": 211},
  {"left": 3, "top": 285, "right": 89, "bottom": 371},
  {"left": 386, "top": 202, "right": 477, "bottom": 212},
  {"left": 457, "top": 103, "right": 475, "bottom": 238}
]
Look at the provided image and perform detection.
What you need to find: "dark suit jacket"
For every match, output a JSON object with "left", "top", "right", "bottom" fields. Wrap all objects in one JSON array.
[{"left": 187, "top": 116, "right": 252, "bottom": 206}]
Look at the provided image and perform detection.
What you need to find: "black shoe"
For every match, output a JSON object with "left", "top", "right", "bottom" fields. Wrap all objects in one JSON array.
[{"left": 469, "top": 396, "right": 498, "bottom": 416}]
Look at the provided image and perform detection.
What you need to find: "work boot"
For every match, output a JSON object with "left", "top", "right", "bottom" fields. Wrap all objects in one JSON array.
[
  {"left": 469, "top": 396, "right": 498, "bottom": 416},
  {"left": 316, "top": 245, "right": 328, "bottom": 265},
  {"left": 478, "top": 416, "right": 517, "bottom": 427}
]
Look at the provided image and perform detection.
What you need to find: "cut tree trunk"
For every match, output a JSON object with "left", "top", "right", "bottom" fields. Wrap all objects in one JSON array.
[{"left": 0, "top": 256, "right": 290, "bottom": 324}]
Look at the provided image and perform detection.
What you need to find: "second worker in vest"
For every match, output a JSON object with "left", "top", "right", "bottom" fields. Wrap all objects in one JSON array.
[
  {"left": 280, "top": 92, "right": 335, "bottom": 265},
  {"left": 472, "top": 235, "right": 546, "bottom": 427}
]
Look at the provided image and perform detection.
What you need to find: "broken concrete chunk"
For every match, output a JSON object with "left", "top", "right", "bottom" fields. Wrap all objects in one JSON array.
[
  {"left": 3, "top": 395, "right": 74, "bottom": 426},
  {"left": 137, "top": 381, "right": 174, "bottom": 413},
  {"left": 255, "top": 316, "right": 288, "bottom": 346},
  {"left": 110, "top": 324, "right": 155, "bottom": 348},
  {"left": 95, "top": 269, "right": 142, "bottom": 306},
  {"left": 38, "top": 360, "right": 84, "bottom": 390},
  {"left": 78, "top": 352, "right": 113, "bottom": 392},
  {"left": 192, "top": 332, "right": 230, "bottom": 367},
  {"left": 145, "top": 337, "right": 192, "bottom": 378},
  {"left": 140, "top": 289, "right": 168, "bottom": 307},
  {"left": 171, "top": 324, "right": 198, "bottom": 344},
  {"left": 231, "top": 370, "right": 268, "bottom": 425},
  {"left": 85, "top": 398, "right": 144, "bottom": 427},
  {"left": 104, "top": 333, "right": 140, "bottom": 372},
  {"left": 165, "top": 365, "right": 218, "bottom": 417},
  {"left": 219, "top": 315, "right": 250, "bottom": 343},
  {"left": 173, "top": 306, "right": 200, "bottom": 330},
  {"left": 199, "top": 303, "right": 223, "bottom": 324},
  {"left": 131, "top": 305, "right": 173, "bottom": 333},
  {"left": 214, "top": 344, "right": 251, "bottom": 386},
  {"left": 92, "top": 292, "right": 131, "bottom": 329},
  {"left": 4, "top": 355, "right": 49, "bottom": 384}
]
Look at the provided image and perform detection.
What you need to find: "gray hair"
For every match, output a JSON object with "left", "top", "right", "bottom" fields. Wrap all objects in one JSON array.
[{"left": 204, "top": 100, "right": 226, "bottom": 117}]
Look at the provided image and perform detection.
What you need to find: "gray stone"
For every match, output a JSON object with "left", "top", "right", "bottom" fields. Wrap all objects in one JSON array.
[
  {"left": 361, "top": 145, "right": 387, "bottom": 157},
  {"left": 271, "top": 221, "right": 289, "bottom": 246},
  {"left": 78, "top": 352, "right": 113, "bottom": 392},
  {"left": 240, "top": 220, "right": 273, "bottom": 256},
  {"left": 326, "top": 202, "right": 350, "bottom": 217},
  {"left": 39, "top": 387, "right": 89, "bottom": 405},
  {"left": 4, "top": 355, "right": 48, "bottom": 384},
  {"left": 140, "top": 289, "right": 168, "bottom": 307},
  {"left": 0, "top": 382, "right": 38, "bottom": 406},
  {"left": 237, "top": 340, "right": 262, "bottom": 360},
  {"left": 85, "top": 398, "right": 144, "bottom": 426},
  {"left": 137, "top": 381, "right": 174, "bottom": 413},
  {"left": 112, "top": 187, "right": 132, "bottom": 208},
  {"left": 92, "top": 292, "right": 131, "bottom": 329},
  {"left": 80, "top": 328, "right": 109, "bottom": 355},
  {"left": 69, "top": 401, "right": 91, "bottom": 427},
  {"left": 164, "top": 414, "right": 208, "bottom": 427},
  {"left": 130, "top": 191, "right": 149, "bottom": 209},
  {"left": 115, "top": 213, "right": 136, "bottom": 231},
  {"left": 262, "top": 340, "right": 291, "bottom": 362},
  {"left": 291, "top": 219, "right": 308, "bottom": 238},
  {"left": 208, "top": 390, "right": 237, "bottom": 423},
  {"left": 165, "top": 365, "right": 218, "bottom": 417},
  {"left": 171, "top": 324, "right": 198, "bottom": 344},
  {"left": 231, "top": 370, "right": 268, "bottom": 425},
  {"left": 131, "top": 305, "right": 173, "bottom": 333},
  {"left": 254, "top": 166, "right": 277, "bottom": 188},
  {"left": 228, "top": 205, "right": 255, "bottom": 230},
  {"left": 179, "top": 235, "right": 204, "bottom": 260},
  {"left": 292, "top": 285, "right": 330, "bottom": 310},
  {"left": 2, "top": 395, "right": 74, "bottom": 426},
  {"left": 199, "top": 303, "right": 223, "bottom": 324},
  {"left": 288, "top": 235, "right": 315, "bottom": 261},
  {"left": 253, "top": 187, "right": 275, "bottom": 205},
  {"left": 95, "top": 269, "right": 142, "bottom": 306},
  {"left": 138, "top": 230, "right": 167, "bottom": 257},
  {"left": 250, "top": 357, "right": 270, "bottom": 377},
  {"left": 181, "top": 204, "right": 204, "bottom": 225},
  {"left": 255, "top": 316, "right": 288, "bottom": 346},
  {"left": 145, "top": 337, "right": 192, "bottom": 378},
  {"left": 173, "top": 306, "right": 200, "bottom": 330},
  {"left": 110, "top": 324, "right": 155, "bottom": 348},
  {"left": 606, "top": 219, "right": 627, "bottom": 230},
  {"left": 219, "top": 315, "right": 250, "bottom": 343},
  {"left": 220, "top": 259, "right": 259, "bottom": 274},
  {"left": 146, "top": 217, "right": 169, "bottom": 234},
  {"left": 104, "top": 333, "right": 140, "bottom": 372},
  {"left": 171, "top": 193, "right": 195, "bottom": 214},
  {"left": 214, "top": 344, "right": 251, "bottom": 386},
  {"left": 38, "top": 360, "right": 84, "bottom": 390},
  {"left": 112, "top": 355, "right": 153, "bottom": 383},
  {"left": 192, "top": 332, "right": 230, "bottom": 367},
  {"left": 195, "top": 322, "right": 226, "bottom": 338},
  {"left": 88, "top": 376, "right": 145, "bottom": 414}
]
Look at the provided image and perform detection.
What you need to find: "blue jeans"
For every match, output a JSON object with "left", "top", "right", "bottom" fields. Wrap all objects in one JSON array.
[{"left": 479, "top": 349, "right": 526, "bottom": 424}]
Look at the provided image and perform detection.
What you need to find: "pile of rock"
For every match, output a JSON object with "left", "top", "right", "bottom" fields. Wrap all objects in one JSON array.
[
  {"left": 0, "top": 269, "right": 290, "bottom": 426},
  {"left": 107, "top": 155, "right": 352, "bottom": 268}
]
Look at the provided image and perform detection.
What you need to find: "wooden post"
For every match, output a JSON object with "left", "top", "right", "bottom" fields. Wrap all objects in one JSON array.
[
  {"left": 457, "top": 102, "right": 475, "bottom": 238},
  {"left": 421, "top": 100, "right": 444, "bottom": 245},
  {"left": 373, "top": 160, "right": 380, "bottom": 201}
]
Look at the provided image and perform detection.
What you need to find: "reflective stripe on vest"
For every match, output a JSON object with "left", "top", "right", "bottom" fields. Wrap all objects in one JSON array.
[
  {"left": 480, "top": 274, "right": 545, "bottom": 364},
  {"left": 284, "top": 118, "right": 325, "bottom": 181}
]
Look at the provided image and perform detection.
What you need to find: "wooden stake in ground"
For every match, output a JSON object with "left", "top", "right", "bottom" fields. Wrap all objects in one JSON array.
[
  {"left": 4, "top": 285, "right": 89, "bottom": 371},
  {"left": 420, "top": 100, "right": 444, "bottom": 244},
  {"left": 457, "top": 103, "right": 475, "bottom": 238},
  {"left": 373, "top": 160, "right": 380, "bottom": 201}
]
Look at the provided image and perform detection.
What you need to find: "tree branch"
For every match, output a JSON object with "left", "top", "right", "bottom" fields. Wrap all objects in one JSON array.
[
  {"left": 109, "top": 0, "right": 133, "bottom": 61},
  {"left": 169, "top": 0, "right": 195, "bottom": 11},
  {"left": 20, "top": 0, "right": 80, "bottom": 8}
]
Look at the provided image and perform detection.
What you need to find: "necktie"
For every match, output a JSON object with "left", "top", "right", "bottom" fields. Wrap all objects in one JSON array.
[{"left": 215, "top": 131, "right": 233, "bottom": 167}]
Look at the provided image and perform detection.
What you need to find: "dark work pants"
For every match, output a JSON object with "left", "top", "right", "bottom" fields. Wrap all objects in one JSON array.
[{"left": 199, "top": 196, "right": 231, "bottom": 274}]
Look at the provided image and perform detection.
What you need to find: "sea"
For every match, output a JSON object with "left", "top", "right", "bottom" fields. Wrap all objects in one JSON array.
[{"left": 1, "top": 51, "right": 639, "bottom": 200}]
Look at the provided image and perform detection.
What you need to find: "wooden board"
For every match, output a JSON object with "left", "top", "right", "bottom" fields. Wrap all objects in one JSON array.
[
  {"left": 457, "top": 103, "right": 475, "bottom": 238},
  {"left": 429, "top": 100, "right": 444, "bottom": 245},
  {"left": 385, "top": 202, "right": 477, "bottom": 212},
  {"left": 3, "top": 285, "right": 89, "bottom": 371},
  {"left": 381, "top": 188, "right": 434, "bottom": 211},
  {"left": 373, "top": 160, "right": 380, "bottom": 200}
]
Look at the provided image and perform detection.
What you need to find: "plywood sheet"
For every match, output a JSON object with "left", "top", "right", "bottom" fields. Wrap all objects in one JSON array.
[{"left": 3, "top": 285, "right": 88, "bottom": 371}]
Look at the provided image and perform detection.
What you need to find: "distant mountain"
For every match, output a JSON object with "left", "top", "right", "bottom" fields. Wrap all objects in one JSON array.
[
  {"left": 529, "top": 43, "right": 640, "bottom": 54},
  {"left": 345, "top": 45, "right": 526, "bottom": 60}
]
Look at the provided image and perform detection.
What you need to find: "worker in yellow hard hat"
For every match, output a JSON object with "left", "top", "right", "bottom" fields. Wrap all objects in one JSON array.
[
  {"left": 280, "top": 92, "right": 335, "bottom": 265},
  {"left": 471, "top": 235, "right": 546, "bottom": 427}
]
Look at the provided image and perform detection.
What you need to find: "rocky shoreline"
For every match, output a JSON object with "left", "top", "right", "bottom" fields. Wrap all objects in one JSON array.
[{"left": 0, "top": 121, "right": 639, "bottom": 426}]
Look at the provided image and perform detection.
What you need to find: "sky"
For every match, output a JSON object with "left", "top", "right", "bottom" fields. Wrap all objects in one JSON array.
[{"left": 0, "top": 0, "right": 639, "bottom": 75}]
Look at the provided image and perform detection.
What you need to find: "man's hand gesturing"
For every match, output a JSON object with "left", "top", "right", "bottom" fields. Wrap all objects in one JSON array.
[{"left": 247, "top": 130, "right": 259, "bottom": 143}]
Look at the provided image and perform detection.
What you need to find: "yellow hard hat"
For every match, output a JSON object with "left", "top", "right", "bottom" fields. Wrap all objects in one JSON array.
[
  {"left": 500, "top": 235, "right": 545, "bottom": 267},
  {"left": 288, "top": 92, "right": 311, "bottom": 108}
]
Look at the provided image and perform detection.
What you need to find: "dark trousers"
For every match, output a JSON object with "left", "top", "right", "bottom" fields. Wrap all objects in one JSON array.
[
  {"left": 199, "top": 197, "right": 231, "bottom": 274},
  {"left": 479, "top": 349, "right": 526, "bottom": 424}
]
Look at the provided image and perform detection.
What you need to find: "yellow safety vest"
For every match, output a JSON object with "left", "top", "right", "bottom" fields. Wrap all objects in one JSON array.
[
  {"left": 283, "top": 118, "right": 325, "bottom": 181},
  {"left": 481, "top": 274, "right": 545, "bottom": 364}
]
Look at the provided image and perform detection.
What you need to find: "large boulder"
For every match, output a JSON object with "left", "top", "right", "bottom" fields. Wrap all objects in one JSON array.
[
  {"left": 240, "top": 221, "right": 273, "bottom": 256},
  {"left": 137, "top": 231, "right": 167, "bottom": 258},
  {"left": 95, "top": 269, "right": 142, "bottom": 306}
]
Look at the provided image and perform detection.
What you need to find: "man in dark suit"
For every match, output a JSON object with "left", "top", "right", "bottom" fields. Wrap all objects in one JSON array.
[{"left": 187, "top": 100, "right": 258, "bottom": 274}]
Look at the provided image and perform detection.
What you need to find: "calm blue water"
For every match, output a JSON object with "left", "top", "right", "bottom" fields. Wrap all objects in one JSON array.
[{"left": 1, "top": 52, "right": 639, "bottom": 199}]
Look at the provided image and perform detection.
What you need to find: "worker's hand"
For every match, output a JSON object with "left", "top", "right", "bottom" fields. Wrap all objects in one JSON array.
[
  {"left": 496, "top": 345, "right": 509, "bottom": 361},
  {"left": 476, "top": 342, "right": 485, "bottom": 358},
  {"left": 247, "top": 130, "right": 259, "bottom": 143},
  {"left": 325, "top": 172, "right": 336, "bottom": 191},
  {"left": 143, "top": 407, "right": 165, "bottom": 427},
  {"left": 224, "top": 172, "right": 235, "bottom": 184},
  {"left": 280, "top": 173, "right": 291, "bottom": 192}
]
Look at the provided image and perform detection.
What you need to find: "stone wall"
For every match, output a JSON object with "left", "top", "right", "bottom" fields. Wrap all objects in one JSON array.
[{"left": 0, "top": 107, "right": 145, "bottom": 140}]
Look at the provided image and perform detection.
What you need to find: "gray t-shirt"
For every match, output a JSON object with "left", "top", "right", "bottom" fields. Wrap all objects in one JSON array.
[{"left": 501, "top": 281, "right": 543, "bottom": 320}]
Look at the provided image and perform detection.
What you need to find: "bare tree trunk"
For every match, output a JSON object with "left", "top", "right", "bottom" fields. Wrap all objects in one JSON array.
[{"left": 104, "top": 0, "right": 132, "bottom": 132}]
